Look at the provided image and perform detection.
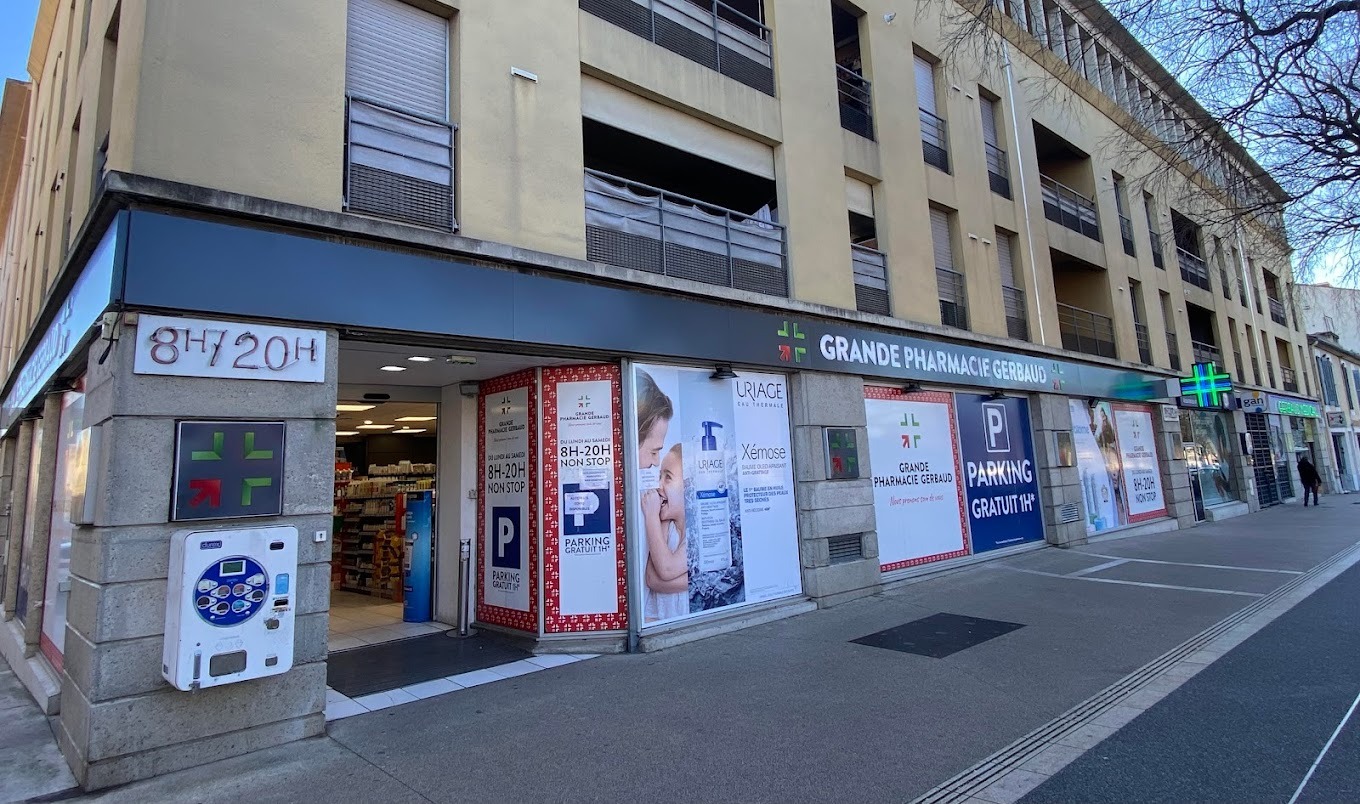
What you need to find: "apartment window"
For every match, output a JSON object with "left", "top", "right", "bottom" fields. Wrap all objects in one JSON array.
[
  {"left": 1352, "top": 369, "right": 1360, "bottom": 410},
  {"left": 832, "top": 2, "right": 873, "bottom": 140},
  {"left": 345, "top": 0, "right": 455, "bottom": 230},
  {"left": 1228, "top": 318, "right": 1244, "bottom": 380},
  {"left": 1171, "top": 209, "right": 1210, "bottom": 291},
  {"left": 916, "top": 55, "right": 949, "bottom": 173},
  {"left": 1318, "top": 355, "right": 1338, "bottom": 406},
  {"left": 981, "top": 94, "right": 1010, "bottom": 198},
  {"left": 1113, "top": 173, "right": 1134, "bottom": 256},
  {"left": 1161, "top": 290, "right": 1181, "bottom": 372},
  {"left": 850, "top": 210, "right": 888, "bottom": 315},
  {"left": 1130, "top": 279, "right": 1151, "bottom": 364},
  {"left": 1215, "top": 238, "right": 1232, "bottom": 300},
  {"left": 1345, "top": 363, "right": 1355, "bottom": 409},
  {"left": 1144, "top": 192, "right": 1164, "bottom": 269},
  {"left": 997, "top": 229, "right": 1026, "bottom": 340},
  {"left": 932, "top": 208, "right": 967, "bottom": 329}
]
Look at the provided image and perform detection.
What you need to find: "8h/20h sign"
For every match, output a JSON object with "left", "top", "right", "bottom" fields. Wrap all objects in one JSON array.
[{"left": 172, "top": 422, "right": 286, "bottom": 521}]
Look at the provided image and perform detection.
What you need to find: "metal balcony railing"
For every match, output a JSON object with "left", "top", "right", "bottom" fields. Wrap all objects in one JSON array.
[
  {"left": 1178, "top": 247, "right": 1212, "bottom": 291},
  {"left": 1191, "top": 340, "right": 1221, "bottom": 367},
  {"left": 1002, "top": 285, "right": 1028, "bottom": 341},
  {"left": 584, "top": 169, "right": 788, "bottom": 296},
  {"left": 1134, "top": 322, "right": 1152, "bottom": 364},
  {"left": 837, "top": 65, "right": 874, "bottom": 141},
  {"left": 985, "top": 142, "right": 1011, "bottom": 198},
  {"left": 1118, "top": 213, "right": 1135, "bottom": 256},
  {"left": 344, "top": 95, "right": 456, "bottom": 231},
  {"left": 1150, "top": 229, "right": 1166, "bottom": 269},
  {"left": 920, "top": 109, "right": 950, "bottom": 173},
  {"left": 1266, "top": 361, "right": 1276, "bottom": 387},
  {"left": 1221, "top": 266, "right": 1232, "bottom": 299},
  {"left": 1269, "top": 296, "right": 1287, "bottom": 325},
  {"left": 579, "top": 0, "right": 774, "bottom": 95},
  {"left": 1252, "top": 354, "right": 1262, "bottom": 385},
  {"left": 1057, "top": 302, "right": 1116, "bottom": 359},
  {"left": 1281, "top": 366, "right": 1298, "bottom": 393},
  {"left": 1166, "top": 330, "right": 1182, "bottom": 371},
  {"left": 852, "top": 243, "right": 889, "bottom": 315},
  {"left": 937, "top": 268, "right": 969, "bottom": 329},
  {"left": 1040, "top": 175, "right": 1100, "bottom": 241}
]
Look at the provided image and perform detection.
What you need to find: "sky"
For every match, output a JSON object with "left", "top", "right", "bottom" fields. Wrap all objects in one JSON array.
[{"left": 2, "top": 0, "right": 39, "bottom": 82}]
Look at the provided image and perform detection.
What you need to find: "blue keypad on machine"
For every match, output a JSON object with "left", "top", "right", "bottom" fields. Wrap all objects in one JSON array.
[{"left": 194, "top": 556, "right": 269, "bottom": 627}]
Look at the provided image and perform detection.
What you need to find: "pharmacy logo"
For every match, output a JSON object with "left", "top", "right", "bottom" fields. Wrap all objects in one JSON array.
[
  {"left": 173, "top": 421, "right": 285, "bottom": 522},
  {"left": 900, "top": 412, "right": 923, "bottom": 449},
  {"left": 498, "top": 395, "right": 514, "bottom": 415},
  {"left": 776, "top": 321, "right": 807, "bottom": 363},
  {"left": 1179, "top": 362, "right": 1232, "bottom": 408},
  {"left": 576, "top": 394, "right": 592, "bottom": 410},
  {"left": 1050, "top": 361, "right": 1067, "bottom": 391}
]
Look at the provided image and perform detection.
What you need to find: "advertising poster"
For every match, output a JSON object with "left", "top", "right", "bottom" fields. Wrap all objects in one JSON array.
[
  {"left": 1069, "top": 400, "right": 1128, "bottom": 534},
  {"left": 477, "top": 373, "right": 537, "bottom": 631},
  {"left": 543, "top": 365, "right": 627, "bottom": 632},
  {"left": 632, "top": 364, "right": 801, "bottom": 628},
  {"left": 1113, "top": 404, "right": 1167, "bottom": 522},
  {"left": 955, "top": 394, "right": 1045, "bottom": 552},
  {"left": 864, "top": 388, "right": 968, "bottom": 571}
]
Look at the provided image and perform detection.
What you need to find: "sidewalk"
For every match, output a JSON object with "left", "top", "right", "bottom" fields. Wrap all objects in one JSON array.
[
  {"left": 0, "top": 660, "right": 76, "bottom": 802},
  {"left": 10, "top": 502, "right": 1358, "bottom": 803}
]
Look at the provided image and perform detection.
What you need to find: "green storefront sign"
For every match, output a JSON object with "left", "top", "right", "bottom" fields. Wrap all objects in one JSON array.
[{"left": 1275, "top": 399, "right": 1320, "bottom": 418}]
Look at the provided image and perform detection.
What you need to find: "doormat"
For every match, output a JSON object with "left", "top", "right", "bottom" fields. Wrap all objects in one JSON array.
[
  {"left": 851, "top": 612, "right": 1025, "bottom": 658},
  {"left": 327, "top": 631, "right": 533, "bottom": 698}
]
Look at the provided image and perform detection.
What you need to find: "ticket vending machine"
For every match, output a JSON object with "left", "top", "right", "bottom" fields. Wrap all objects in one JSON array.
[{"left": 163, "top": 525, "right": 298, "bottom": 691}]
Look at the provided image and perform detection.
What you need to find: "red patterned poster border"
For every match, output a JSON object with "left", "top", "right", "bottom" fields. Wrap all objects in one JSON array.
[
  {"left": 476, "top": 369, "right": 539, "bottom": 633},
  {"left": 864, "top": 385, "right": 972, "bottom": 571},
  {"left": 541, "top": 365, "right": 628, "bottom": 633}
]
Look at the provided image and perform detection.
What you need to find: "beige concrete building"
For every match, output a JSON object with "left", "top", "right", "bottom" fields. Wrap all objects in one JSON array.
[{"left": 0, "top": 0, "right": 1317, "bottom": 789}]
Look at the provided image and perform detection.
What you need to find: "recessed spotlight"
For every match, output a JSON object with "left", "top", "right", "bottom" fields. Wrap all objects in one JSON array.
[
  {"left": 445, "top": 355, "right": 478, "bottom": 365},
  {"left": 334, "top": 431, "right": 359, "bottom": 437},
  {"left": 407, "top": 356, "right": 434, "bottom": 363},
  {"left": 392, "top": 428, "right": 427, "bottom": 434},
  {"left": 363, "top": 420, "right": 373, "bottom": 425},
  {"left": 337, "top": 403, "right": 375, "bottom": 412},
  {"left": 380, "top": 365, "right": 407, "bottom": 372},
  {"left": 395, "top": 416, "right": 437, "bottom": 422},
  {"left": 357, "top": 424, "right": 395, "bottom": 430}
]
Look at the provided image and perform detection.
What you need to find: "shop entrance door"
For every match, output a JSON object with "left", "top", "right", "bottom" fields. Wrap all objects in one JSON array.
[
  {"left": 1245, "top": 413, "right": 1280, "bottom": 507},
  {"left": 1184, "top": 443, "right": 1207, "bottom": 522}
]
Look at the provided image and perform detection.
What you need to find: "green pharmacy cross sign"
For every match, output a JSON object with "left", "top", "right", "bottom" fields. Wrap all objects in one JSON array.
[
  {"left": 172, "top": 421, "right": 286, "bottom": 521},
  {"left": 1180, "top": 362, "right": 1233, "bottom": 409}
]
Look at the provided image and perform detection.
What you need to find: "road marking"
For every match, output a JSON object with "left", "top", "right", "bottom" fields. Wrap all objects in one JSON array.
[
  {"left": 1068, "top": 558, "right": 1129, "bottom": 577},
  {"left": 1076, "top": 552, "right": 1305, "bottom": 575},
  {"left": 1002, "top": 566, "right": 1265, "bottom": 597},
  {"left": 1288, "top": 687, "right": 1360, "bottom": 804}
]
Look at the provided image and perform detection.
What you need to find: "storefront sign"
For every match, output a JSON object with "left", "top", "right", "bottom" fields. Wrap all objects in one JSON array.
[
  {"left": 171, "top": 421, "right": 286, "bottom": 521},
  {"left": 1112, "top": 405, "right": 1167, "bottom": 522},
  {"left": 630, "top": 364, "right": 801, "bottom": 629},
  {"left": 1274, "top": 398, "right": 1320, "bottom": 418},
  {"left": 542, "top": 366, "right": 626, "bottom": 632},
  {"left": 1239, "top": 392, "right": 1268, "bottom": 414},
  {"left": 1069, "top": 401, "right": 1167, "bottom": 534},
  {"left": 955, "top": 394, "right": 1045, "bottom": 553},
  {"left": 1178, "top": 363, "right": 1233, "bottom": 408},
  {"left": 134, "top": 314, "right": 326, "bottom": 383},
  {"left": 1, "top": 223, "right": 118, "bottom": 434},
  {"left": 478, "top": 375, "right": 535, "bottom": 630},
  {"left": 1162, "top": 405, "right": 1182, "bottom": 423},
  {"left": 824, "top": 427, "right": 861, "bottom": 480},
  {"left": 865, "top": 389, "right": 969, "bottom": 571}
]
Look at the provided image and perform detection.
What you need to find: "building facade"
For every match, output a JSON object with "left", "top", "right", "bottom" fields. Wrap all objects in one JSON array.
[
  {"left": 0, "top": 0, "right": 1312, "bottom": 789},
  {"left": 1306, "top": 333, "right": 1360, "bottom": 494}
]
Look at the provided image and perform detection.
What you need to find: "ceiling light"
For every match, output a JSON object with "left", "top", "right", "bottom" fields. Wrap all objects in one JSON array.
[
  {"left": 337, "top": 403, "right": 375, "bottom": 412},
  {"left": 445, "top": 354, "right": 478, "bottom": 365},
  {"left": 380, "top": 365, "right": 407, "bottom": 372},
  {"left": 363, "top": 420, "right": 373, "bottom": 425},
  {"left": 407, "top": 356, "right": 434, "bottom": 363},
  {"left": 395, "top": 416, "right": 437, "bottom": 422},
  {"left": 357, "top": 424, "right": 395, "bottom": 430},
  {"left": 392, "top": 428, "right": 428, "bottom": 434},
  {"left": 335, "top": 431, "right": 359, "bottom": 437}
]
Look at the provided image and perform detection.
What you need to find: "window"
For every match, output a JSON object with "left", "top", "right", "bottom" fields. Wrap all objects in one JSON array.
[
  {"left": 1318, "top": 355, "right": 1339, "bottom": 406},
  {"left": 916, "top": 55, "right": 949, "bottom": 172},
  {"left": 932, "top": 207, "right": 967, "bottom": 329},
  {"left": 997, "top": 228, "right": 1026, "bottom": 340},
  {"left": 981, "top": 94, "right": 1009, "bottom": 197},
  {"left": 1113, "top": 173, "right": 1133, "bottom": 256},
  {"left": 1143, "top": 192, "right": 1164, "bottom": 269},
  {"left": 1345, "top": 363, "right": 1355, "bottom": 410}
]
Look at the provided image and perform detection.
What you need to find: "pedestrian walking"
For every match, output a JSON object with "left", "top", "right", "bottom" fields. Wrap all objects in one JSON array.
[{"left": 1297, "top": 456, "right": 1321, "bottom": 506}]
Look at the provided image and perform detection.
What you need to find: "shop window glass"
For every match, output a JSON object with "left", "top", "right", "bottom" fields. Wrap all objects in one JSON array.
[
  {"left": 40, "top": 388, "right": 89, "bottom": 668},
  {"left": 1186, "top": 411, "right": 1238, "bottom": 508},
  {"left": 15, "top": 423, "right": 47, "bottom": 624}
]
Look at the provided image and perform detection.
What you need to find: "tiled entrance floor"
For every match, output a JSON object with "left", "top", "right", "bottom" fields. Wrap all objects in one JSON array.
[{"left": 328, "top": 590, "right": 450, "bottom": 652}]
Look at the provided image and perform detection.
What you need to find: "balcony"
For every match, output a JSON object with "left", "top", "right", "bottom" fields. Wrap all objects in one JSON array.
[
  {"left": 1002, "top": 286, "right": 1028, "bottom": 341},
  {"left": 1166, "top": 331, "right": 1182, "bottom": 371},
  {"left": 1134, "top": 322, "right": 1152, "bottom": 364},
  {"left": 579, "top": 0, "right": 774, "bottom": 95},
  {"left": 1119, "top": 214, "right": 1135, "bottom": 256},
  {"left": 985, "top": 143, "right": 1011, "bottom": 198},
  {"left": 852, "top": 243, "right": 889, "bottom": 315},
  {"left": 1149, "top": 229, "right": 1166, "bottom": 269},
  {"left": 1282, "top": 366, "right": 1298, "bottom": 393},
  {"left": 937, "top": 268, "right": 969, "bottom": 329},
  {"left": 837, "top": 65, "right": 874, "bottom": 141},
  {"left": 1041, "top": 175, "right": 1100, "bottom": 241},
  {"left": 920, "top": 109, "right": 950, "bottom": 173},
  {"left": 1191, "top": 340, "right": 1221, "bottom": 367},
  {"left": 584, "top": 169, "right": 787, "bottom": 296},
  {"left": 1178, "top": 247, "right": 1212, "bottom": 291},
  {"left": 344, "top": 95, "right": 456, "bottom": 231},
  {"left": 1057, "top": 303, "right": 1116, "bottom": 359},
  {"left": 1269, "top": 296, "right": 1287, "bottom": 325}
]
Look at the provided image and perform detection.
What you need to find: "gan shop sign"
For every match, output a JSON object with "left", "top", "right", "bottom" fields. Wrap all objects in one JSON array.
[{"left": 134, "top": 314, "right": 326, "bottom": 383}]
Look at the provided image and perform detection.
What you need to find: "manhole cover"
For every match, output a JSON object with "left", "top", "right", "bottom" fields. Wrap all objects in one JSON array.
[{"left": 852, "top": 612, "right": 1024, "bottom": 658}]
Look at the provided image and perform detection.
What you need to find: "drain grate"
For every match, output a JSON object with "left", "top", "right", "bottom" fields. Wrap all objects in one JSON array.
[{"left": 852, "top": 613, "right": 1025, "bottom": 658}]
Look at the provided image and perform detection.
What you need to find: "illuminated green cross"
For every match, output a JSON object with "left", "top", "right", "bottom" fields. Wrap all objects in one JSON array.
[{"left": 1180, "top": 362, "right": 1233, "bottom": 407}]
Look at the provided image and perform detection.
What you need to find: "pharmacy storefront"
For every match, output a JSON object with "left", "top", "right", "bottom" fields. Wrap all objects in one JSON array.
[{"left": 1240, "top": 392, "right": 1321, "bottom": 505}]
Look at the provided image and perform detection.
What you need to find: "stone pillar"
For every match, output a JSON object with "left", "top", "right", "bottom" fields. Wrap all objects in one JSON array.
[
  {"left": 2, "top": 420, "right": 35, "bottom": 619},
  {"left": 1030, "top": 394, "right": 1085, "bottom": 547},
  {"left": 0, "top": 434, "right": 17, "bottom": 614},
  {"left": 58, "top": 319, "right": 338, "bottom": 790},
  {"left": 1154, "top": 409, "right": 1196, "bottom": 527},
  {"left": 789, "top": 372, "right": 879, "bottom": 606}
]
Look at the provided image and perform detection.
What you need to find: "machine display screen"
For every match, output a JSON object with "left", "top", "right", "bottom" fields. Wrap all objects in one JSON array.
[{"left": 219, "top": 559, "right": 247, "bottom": 576}]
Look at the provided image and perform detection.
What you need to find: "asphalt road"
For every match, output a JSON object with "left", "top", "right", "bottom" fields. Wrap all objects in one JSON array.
[{"left": 1023, "top": 561, "right": 1360, "bottom": 804}]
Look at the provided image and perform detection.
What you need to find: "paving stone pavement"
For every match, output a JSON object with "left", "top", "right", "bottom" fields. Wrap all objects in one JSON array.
[{"left": 0, "top": 661, "right": 76, "bottom": 803}]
